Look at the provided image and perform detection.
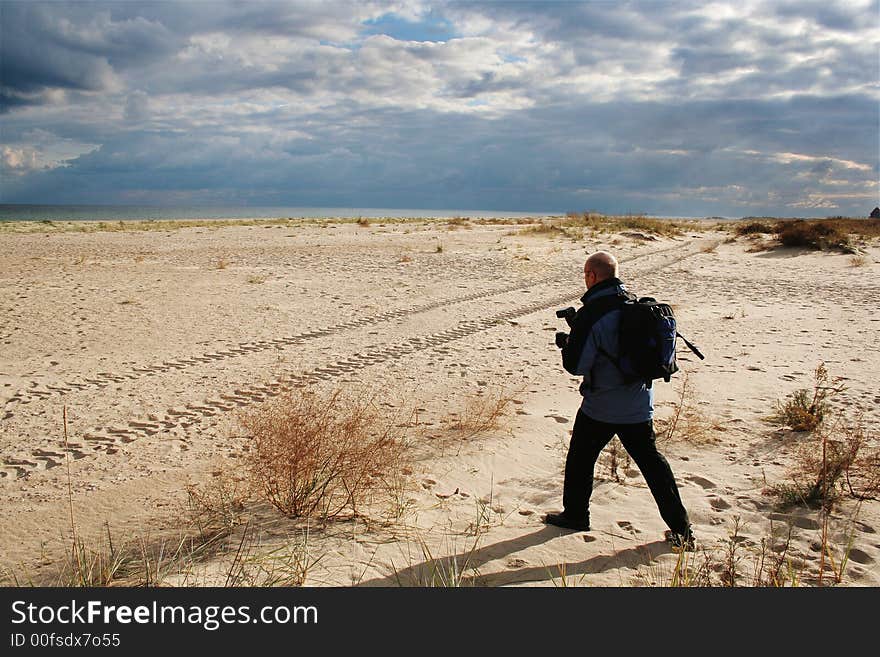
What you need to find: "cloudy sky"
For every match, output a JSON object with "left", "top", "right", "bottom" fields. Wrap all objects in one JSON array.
[{"left": 1, "top": 0, "right": 878, "bottom": 217}]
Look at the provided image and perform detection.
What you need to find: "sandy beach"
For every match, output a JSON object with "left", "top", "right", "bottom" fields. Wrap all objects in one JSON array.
[{"left": 1, "top": 217, "right": 878, "bottom": 586}]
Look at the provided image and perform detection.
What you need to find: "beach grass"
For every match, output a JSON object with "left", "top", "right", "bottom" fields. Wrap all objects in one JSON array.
[
  {"left": 731, "top": 217, "right": 880, "bottom": 252},
  {"left": 0, "top": 214, "right": 552, "bottom": 235},
  {"left": 515, "top": 212, "right": 706, "bottom": 238}
]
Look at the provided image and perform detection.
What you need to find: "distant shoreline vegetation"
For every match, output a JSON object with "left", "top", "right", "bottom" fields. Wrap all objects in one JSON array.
[
  {"left": 1, "top": 206, "right": 876, "bottom": 239},
  {"left": 1, "top": 204, "right": 872, "bottom": 225}
]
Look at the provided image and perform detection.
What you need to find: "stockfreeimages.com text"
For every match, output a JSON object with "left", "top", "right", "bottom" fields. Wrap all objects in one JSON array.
[{"left": 11, "top": 600, "right": 317, "bottom": 631}]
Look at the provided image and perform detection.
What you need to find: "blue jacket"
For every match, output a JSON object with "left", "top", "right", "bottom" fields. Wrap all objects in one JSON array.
[{"left": 575, "top": 279, "right": 654, "bottom": 423}]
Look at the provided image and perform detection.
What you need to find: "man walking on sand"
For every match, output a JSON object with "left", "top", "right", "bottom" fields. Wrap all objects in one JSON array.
[{"left": 545, "top": 251, "right": 695, "bottom": 550}]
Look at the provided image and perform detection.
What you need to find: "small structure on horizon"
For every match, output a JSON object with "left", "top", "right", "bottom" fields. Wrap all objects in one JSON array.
[{"left": 871, "top": 207, "right": 880, "bottom": 219}]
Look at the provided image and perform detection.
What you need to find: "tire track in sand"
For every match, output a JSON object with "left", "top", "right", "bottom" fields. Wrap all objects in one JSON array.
[{"left": 1, "top": 236, "right": 715, "bottom": 480}]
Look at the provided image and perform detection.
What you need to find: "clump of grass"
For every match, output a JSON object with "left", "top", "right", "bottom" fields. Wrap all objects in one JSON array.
[
  {"left": 246, "top": 274, "right": 267, "bottom": 284},
  {"left": 215, "top": 258, "right": 229, "bottom": 270},
  {"left": 58, "top": 524, "right": 136, "bottom": 586},
  {"left": 356, "top": 217, "right": 370, "bottom": 227},
  {"left": 734, "top": 221, "right": 773, "bottom": 236},
  {"left": 239, "top": 386, "right": 411, "bottom": 521},
  {"left": 732, "top": 218, "right": 880, "bottom": 253},
  {"left": 220, "top": 523, "right": 321, "bottom": 587},
  {"left": 634, "top": 518, "right": 810, "bottom": 587},
  {"left": 656, "top": 371, "right": 716, "bottom": 444},
  {"left": 767, "top": 412, "right": 880, "bottom": 510},
  {"left": 391, "top": 532, "right": 482, "bottom": 587},
  {"left": 441, "top": 386, "right": 518, "bottom": 440},
  {"left": 600, "top": 437, "right": 631, "bottom": 483},
  {"left": 822, "top": 217, "right": 880, "bottom": 238},
  {"left": 446, "top": 216, "right": 470, "bottom": 229},
  {"left": 518, "top": 222, "right": 566, "bottom": 236},
  {"left": 185, "top": 466, "right": 251, "bottom": 535},
  {"left": 517, "top": 213, "right": 698, "bottom": 239},
  {"left": 766, "top": 362, "right": 845, "bottom": 432},
  {"left": 848, "top": 254, "right": 868, "bottom": 267},
  {"left": 774, "top": 220, "right": 854, "bottom": 252},
  {"left": 572, "top": 212, "right": 694, "bottom": 237},
  {"left": 472, "top": 216, "right": 539, "bottom": 226}
]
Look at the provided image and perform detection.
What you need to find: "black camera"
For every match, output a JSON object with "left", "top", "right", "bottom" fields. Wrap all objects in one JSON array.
[{"left": 556, "top": 306, "right": 576, "bottom": 327}]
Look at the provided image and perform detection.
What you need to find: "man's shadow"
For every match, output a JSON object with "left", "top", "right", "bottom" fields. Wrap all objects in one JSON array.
[{"left": 357, "top": 525, "right": 673, "bottom": 586}]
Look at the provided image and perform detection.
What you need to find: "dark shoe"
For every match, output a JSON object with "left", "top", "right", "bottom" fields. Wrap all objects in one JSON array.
[
  {"left": 665, "top": 528, "right": 696, "bottom": 552},
  {"left": 543, "top": 512, "right": 590, "bottom": 531}
]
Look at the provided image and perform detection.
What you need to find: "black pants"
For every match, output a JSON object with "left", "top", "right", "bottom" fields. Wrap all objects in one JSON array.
[{"left": 562, "top": 410, "right": 691, "bottom": 535}]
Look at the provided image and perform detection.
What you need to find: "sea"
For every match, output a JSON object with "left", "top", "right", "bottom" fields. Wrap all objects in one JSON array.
[{"left": 0, "top": 204, "right": 561, "bottom": 223}]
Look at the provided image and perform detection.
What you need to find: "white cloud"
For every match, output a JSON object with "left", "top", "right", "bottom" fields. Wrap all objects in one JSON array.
[{"left": 1, "top": 130, "right": 99, "bottom": 175}]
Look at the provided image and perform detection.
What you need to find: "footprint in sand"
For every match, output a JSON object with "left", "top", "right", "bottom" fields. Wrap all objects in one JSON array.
[
  {"left": 846, "top": 548, "right": 874, "bottom": 566},
  {"left": 617, "top": 520, "right": 641, "bottom": 534},
  {"left": 709, "top": 497, "right": 732, "bottom": 510},
  {"left": 545, "top": 414, "right": 569, "bottom": 424},
  {"left": 768, "top": 512, "right": 820, "bottom": 530},
  {"left": 686, "top": 475, "right": 717, "bottom": 489}
]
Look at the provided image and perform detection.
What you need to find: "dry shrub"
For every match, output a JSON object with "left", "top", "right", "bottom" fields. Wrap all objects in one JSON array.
[
  {"left": 773, "top": 220, "right": 854, "bottom": 252},
  {"left": 519, "top": 213, "right": 692, "bottom": 238},
  {"left": 656, "top": 371, "right": 715, "bottom": 444},
  {"left": 518, "top": 221, "right": 564, "bottom": 236},
  {"left": 239, "top": 387, "right": 411, "bottom": 520},
  {"left": 734, "top": 221, "right": 773, "bottom": 236},
  {"left": 634, "top": 517, "right": 812, "bottom": 587},
  {"left": 516, "top": 221, "right": 585, "bottom": 240},
  {"left": 766, "top": 362, "right": 845, "bottom": 432},
  {"left": 600, "top": 437, "right": 631, "bottom": 482},
  {"left": 848, "top": 255, "right": 868, "bottom": 267},
  {"left": 185, "top": 466, "right": 251, "bottom": 535},
  {"left": 766, "top": 414, "right": 879, "bottom": 510},
  {"left": 356, "top": 217, "right": 370, "bottom": 227},
  {"left": 442, "top": 386, "right": 518, "bottom": 440},
  {"left": 837, "top": 419, "right": 880, "bottom": 502},
  {"left": 570, "top": 212, "right": 691, "bottom": 237},
  {"left": 820, "top": 217, "right": 880, "bottom": 238}
]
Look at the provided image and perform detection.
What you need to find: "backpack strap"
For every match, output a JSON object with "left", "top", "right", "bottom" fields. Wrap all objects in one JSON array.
[{"left": 561, "top": 291, "right": 629, "bottom": 376}]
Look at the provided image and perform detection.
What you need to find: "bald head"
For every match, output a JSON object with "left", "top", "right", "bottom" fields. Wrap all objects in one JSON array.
[{"left": 584, "top": 251, "right": 618, "bottom": 289}]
